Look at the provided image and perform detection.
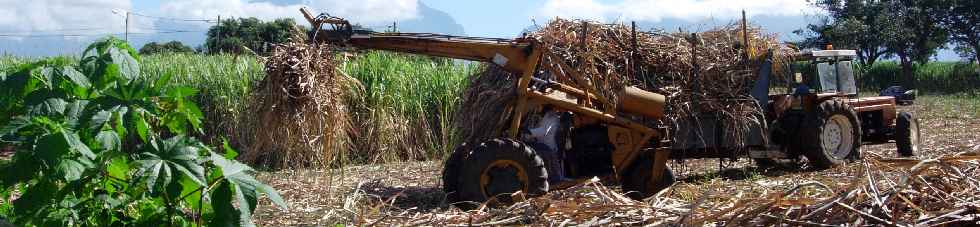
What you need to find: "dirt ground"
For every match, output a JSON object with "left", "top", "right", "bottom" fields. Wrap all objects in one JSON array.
[{"left": 252, "top": 96, "right": 980, "bottom": 226}]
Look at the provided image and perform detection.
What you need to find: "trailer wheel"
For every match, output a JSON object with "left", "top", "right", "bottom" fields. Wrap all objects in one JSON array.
[
  {"left": 455, "top": 138, "right": 548, "bottom": 210},
  {"left": 754, "top": 158, "right": 802, "bottom": 169},
  {"left": 895, "top": 112, "right": 920, "bottom": 157},
  {"left": 442, "top": 143, "right": 469, "bottom": 205},
  {"left": 621, "top": 154, "right": 675, "bottom": 200},
  {"left": 803, "top": 99, "right": 862, "bottom": 169}
]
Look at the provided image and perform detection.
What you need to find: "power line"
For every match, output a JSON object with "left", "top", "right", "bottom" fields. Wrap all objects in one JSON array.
[
  {"left": 0, "top": 27, "right": 116, "bottom": 34},
  {"left": 0, "top": 30, "right": 207, "bottom": 38},
  {"left": 0, "top": 10, "right": 216, "bottom": 39},
  {"left": 129, "top": 11, "right": 216, "bottom": 22}
]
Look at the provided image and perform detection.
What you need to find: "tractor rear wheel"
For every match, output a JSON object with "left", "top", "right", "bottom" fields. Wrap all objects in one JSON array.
[
  {"left": 803, "top": 99, "right": 862, "bottom": 169},
  {"left": 896, "top": 112, "right": 920, "bottom": 157},
  {"left": 455, "top": 138, "right": 548, "bottom": 210},
  {"left": 442, "top": 143, "right": 469, "bottom": 205},
  {"left": 621, "top": 154, "right": 675, "bottom": 200}
]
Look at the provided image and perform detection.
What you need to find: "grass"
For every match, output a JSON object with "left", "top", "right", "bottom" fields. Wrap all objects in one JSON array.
[
  {"left": 858, "top": 61, "right": 980, "bottom": 93},
  {"left": 140, "top": 53, "right": 265, "bottom": 146},
  {"left": 341, "top": 52, "right": 477, "bottom": 162}
]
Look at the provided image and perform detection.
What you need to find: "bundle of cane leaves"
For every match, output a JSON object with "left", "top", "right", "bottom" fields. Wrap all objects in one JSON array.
[
  {"left": 0, "top": 37, "right": 284, "bottom": 226},
  {"left": 243, "top": 41, "right": 355, "bottom": 169}
]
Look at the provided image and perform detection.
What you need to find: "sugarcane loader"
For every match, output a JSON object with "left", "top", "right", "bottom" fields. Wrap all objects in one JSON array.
[{"left": 300, "top": 8, "right": 677, "bottom": 208}]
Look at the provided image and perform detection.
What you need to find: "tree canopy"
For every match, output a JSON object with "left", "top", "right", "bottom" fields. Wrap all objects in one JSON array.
[
  {"left": 138, "top": 41, "right": 195, "bottom": 55},
  {"left": 799, "top": 0, "right": 965, "bottom": 88},
  {"left": 204, "top": 18, "right": 303, "bottom": 55},
  {"left": 936, "top": 0, "right": 980, "bottom": 63}
]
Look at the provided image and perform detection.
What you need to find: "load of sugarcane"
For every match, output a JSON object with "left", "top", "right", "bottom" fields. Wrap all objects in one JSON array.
[{"left": 457, "top": 18, "right": 791, "bottom": 148}]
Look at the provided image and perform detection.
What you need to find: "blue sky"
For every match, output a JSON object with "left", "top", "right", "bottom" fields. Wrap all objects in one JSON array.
[{"left": 0, "top": 0, "right": 963, "bottom": 60}]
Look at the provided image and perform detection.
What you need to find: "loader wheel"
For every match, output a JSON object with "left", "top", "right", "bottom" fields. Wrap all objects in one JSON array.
[
  {"left": 803, "top": 99, "right": 862, "bottom": 169},
  {"left": 895, "top": 112, "right": 920, "bottom": 157},
  {"left": 621, "top": 154, "right": 675, "bottom": 201},
  {"left": 442, "top": 143, "right": 469, "bottom": 204},
  {"left": 455, "top": 138, "right": 548, "bottom": 210}
]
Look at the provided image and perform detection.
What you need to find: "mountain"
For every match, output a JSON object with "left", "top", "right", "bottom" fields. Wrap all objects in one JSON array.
[{"left": 371, "top": 2, "right": 466, "bottom": 35}]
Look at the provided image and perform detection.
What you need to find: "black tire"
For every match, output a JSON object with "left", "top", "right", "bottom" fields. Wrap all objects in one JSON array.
[
  {"left": 754, "top": 158, "right": 790, "bottom": 169},
  {"left": 621, "top": 154, "right": 676, "bottom": 201},
  {"left": 441, "top": 143, "right": 469, "bottom": 204},
  {"left": 754, "top": 158, "right": 779, "bottom": 169},
  {"left": 802, "top": 99, "right": 862, "bottom": 169},
  {"left": 455, "top": 138, "right": 548, "bottom": 210},
  {"left": 895, "top": 112, "right": 920, "bottom": 157}
]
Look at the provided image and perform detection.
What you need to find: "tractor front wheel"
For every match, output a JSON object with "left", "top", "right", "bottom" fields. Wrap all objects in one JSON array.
[
  {"left": 454, "top": 138, "right": 548, "bottom": 210},
  {"left": 895, "top": 112, "right": 920, "bottom": 157},
  {"left": 621, "top": 154, "right": 676, "bottom": 200},
  {"left": 803, "top": 99, "right": 862, "bottom": 169},
  {"left": 442, "top": 143, "right": 469, "bottom": 205}
]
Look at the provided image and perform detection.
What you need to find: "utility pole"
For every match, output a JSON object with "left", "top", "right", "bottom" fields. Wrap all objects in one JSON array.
[
  {"left": 124, "top": 11, "right": 130, "bottom": 42},
  {"left": 216, "top": 15, "right": 221, "bottom": 54}
]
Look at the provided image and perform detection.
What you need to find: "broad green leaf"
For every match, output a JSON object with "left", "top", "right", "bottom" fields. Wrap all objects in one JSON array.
[
  {"left": 60, "top": 66, "right": 91, "bottom": 89},
  {"left": 109, "top": 47, "right": 139, "bottom": 80},
  {"left": 0, "top": 115, "right": 30, "bottom": 136},
  {"left": 55, "top": 159, "right": 86, "bottom": 181},
  {"left": 130, "top": 110, "right": 151, "bottom": 143},
  {"left": 178, "top": 176, "right": 204, "bottom": 209},
  {"left": 135, "top": 154, "right": 169, "bottom": 193},
  {"left": 136, "top": 136, "right": 206, "bottom": 193},
  {"left": 100, "top": 63, "right": 121, "bottom": 89},
  {"left": 210, "top": 152, "right": 287, "bottom": 210},
  {"left": 36, "top": 132, "right": 71, "bottom": 164},
  {"left": 38, "top": 67, "right": 56, "bottom": 88},
  {"left": 63, "top": 100, "right": 89, "bottom": 128},
  {"left": 222, "top": 139, "right": 238, "bottom": 160},
  {"left": 106, "top": 155, "right": 130, "bottom": 181},
  {"left": 63, "top": 130, "right": 95, "bottom": 160},
  {"left": 29, "top": 98, "right": 67, "bottom": 116},
  {"left": 13, "top": 180, "right": 57, "bottom": 216},
  {"left": 209, "top": 180, "right": 243, "bottom": 227},
  {"left": 88, "top": 110, "right": 112, "bottom": 132},
  {"left": 183, "top": 101, "right": 204, "bottom": 133},
  {"left": 166, "top": 86, "right": 198, "bottom": 99},
  {"left": 95, "top": 130, "right": 121, "bottom": 151}
]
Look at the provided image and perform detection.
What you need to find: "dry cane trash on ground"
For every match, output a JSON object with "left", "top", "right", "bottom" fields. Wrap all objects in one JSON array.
[{"left": 342, "top": 151, "right": 980, "bottom": 226}]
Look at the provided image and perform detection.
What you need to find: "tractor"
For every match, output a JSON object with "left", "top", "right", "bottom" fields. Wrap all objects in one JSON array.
[
  {"left": 299, "top": 8, "right": 921, "bottom": 209},
  {"left": 742, "top": 49, "right": 921, "bottom": 169}
]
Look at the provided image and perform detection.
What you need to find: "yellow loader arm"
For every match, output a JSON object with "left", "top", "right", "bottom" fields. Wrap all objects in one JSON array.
[{"left": 301, "top": 8, "right": 537, "bottom": 74}]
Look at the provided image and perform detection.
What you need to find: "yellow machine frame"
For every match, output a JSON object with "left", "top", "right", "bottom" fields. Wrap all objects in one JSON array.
[{"left": 301, "top": 8, "right": 670, "bottom": 189}]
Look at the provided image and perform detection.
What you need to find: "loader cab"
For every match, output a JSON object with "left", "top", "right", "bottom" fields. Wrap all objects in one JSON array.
[{"left": 791, "top": 50, "right": 859, "bottom": 96}]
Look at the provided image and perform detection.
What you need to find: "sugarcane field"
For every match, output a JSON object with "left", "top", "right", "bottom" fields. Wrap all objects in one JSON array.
[{"left": 2, "top": 1, "right": 980, "bottom": 226}]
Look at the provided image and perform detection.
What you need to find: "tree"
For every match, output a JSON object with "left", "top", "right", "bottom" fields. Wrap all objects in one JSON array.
[
  {"left": 936, "top": 0, "right": 980, "bottom": 64},
  {"left": 803, "top": 0, "right": 892, "bottom": 66},
  {"left": 205, "top": 18, "right": 303, "bottom": 54},
  {"left": 881, "top": 0, "right": 949, "bottom": 88},
  {"left": 138, "top": 41, "right": 195, "bottom": 55}
]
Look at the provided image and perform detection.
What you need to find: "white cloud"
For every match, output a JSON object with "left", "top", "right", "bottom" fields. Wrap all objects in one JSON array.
[
  {"left": 539, "top": 0, "right": 818, "bottom": 22},
  {"left": 159, "top": 0, "right": 418, "bottom": 26},
  {"left": 0, "top": 0, "right": 135, "bottom": 38}
]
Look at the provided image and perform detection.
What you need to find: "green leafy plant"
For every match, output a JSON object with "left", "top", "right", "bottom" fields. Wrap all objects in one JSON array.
[{"left": 0, "top": 37, "right": 285, "bottom": 226}]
